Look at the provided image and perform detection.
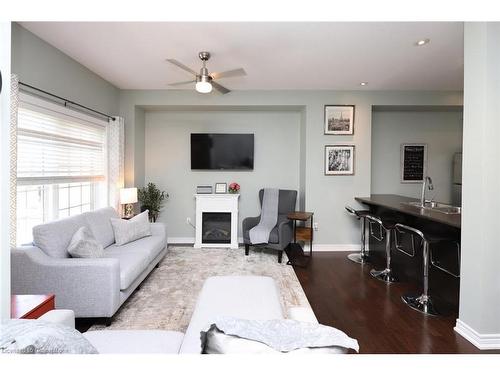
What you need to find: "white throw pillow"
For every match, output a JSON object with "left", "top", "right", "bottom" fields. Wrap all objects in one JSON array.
[
  {"left": 67, "top": 226, "right": 104, "bottom": 258},
  {"left": 110, "top": 210, "right": 152, "bottom": 246}
]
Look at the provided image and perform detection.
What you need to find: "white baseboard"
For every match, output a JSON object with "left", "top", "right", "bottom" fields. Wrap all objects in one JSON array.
[
  {"left": 310, "top": 244, "right": 360, "bottom": 252},
  {"left": 168, "top": 237, "right": 244, "bottom": 245},
  {"left": 454, "top": 319, "right": 500, "bottom": 350},
  {"left": 168, "top": 237, "right": 195, "bottom": 244}
]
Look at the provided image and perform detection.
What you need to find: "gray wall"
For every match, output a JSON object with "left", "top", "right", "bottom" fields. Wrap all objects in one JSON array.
[
  {"left": 371, "top": 110, "right": 463, "bottom": 203},
  {"left": 11, "top": 23, "right": 119, "bottom": 115},
  {"left": 120, "top": 90, "right": 463, "bottom": 245},
  {"left": 145, "top": 110, "right": 301, "bottom": 238}
]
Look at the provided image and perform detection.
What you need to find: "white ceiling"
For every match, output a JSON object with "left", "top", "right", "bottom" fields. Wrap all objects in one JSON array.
[{"left": 19, "top": 22, "right": 464, "bottom": 91}]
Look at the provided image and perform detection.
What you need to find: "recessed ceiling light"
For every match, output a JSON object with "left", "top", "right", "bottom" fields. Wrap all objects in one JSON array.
[
  {"left": 415, "top": 38, "right": 430, "bottom": 46},
  {"left": 360, "top": 82, "right": 368, "bottom": 86}
]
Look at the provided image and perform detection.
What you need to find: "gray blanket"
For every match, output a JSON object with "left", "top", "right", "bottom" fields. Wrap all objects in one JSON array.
[
  {"left": 249, "top": 188, "right": 279, "bottom": 244},
  {"left": 201, "top": 317, "right": 359, "bottom": 353}
]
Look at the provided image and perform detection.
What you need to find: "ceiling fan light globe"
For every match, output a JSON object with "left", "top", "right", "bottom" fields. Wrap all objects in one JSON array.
[{"left": 196, "top": 81, "right": 213, "bottom": 93}]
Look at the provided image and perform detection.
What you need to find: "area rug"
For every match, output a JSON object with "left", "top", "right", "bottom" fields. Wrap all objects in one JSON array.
[{"left": 89, "top": 246, "right": 311, "bottom": 332}]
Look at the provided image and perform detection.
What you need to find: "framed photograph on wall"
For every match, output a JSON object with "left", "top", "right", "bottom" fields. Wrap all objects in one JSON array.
[
  {"left": 214, "top": 182, "right": 227, "bottom": 194},
  {"left": 324, "top": 105, "right": 355, "bottom": 135},
  {"left": 401, "top": 143, "right": 427, "bottom": 183},
  {"left": 325, "top": 145, "right": 355, "bottom": 175}
]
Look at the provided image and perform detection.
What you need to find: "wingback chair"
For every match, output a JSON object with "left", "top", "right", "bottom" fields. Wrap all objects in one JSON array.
[{"left": 242, "top": 189, "right": 298, "bottom": 263}]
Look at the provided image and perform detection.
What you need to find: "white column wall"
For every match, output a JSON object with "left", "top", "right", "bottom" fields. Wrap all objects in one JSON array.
[{"left": 455, "top": 22, "right": 500, "bottom": 349}]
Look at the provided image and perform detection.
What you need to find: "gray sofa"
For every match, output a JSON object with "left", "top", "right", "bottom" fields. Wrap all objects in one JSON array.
[{"left": 11, "top": 207, "right": 167, "bottom": 321}]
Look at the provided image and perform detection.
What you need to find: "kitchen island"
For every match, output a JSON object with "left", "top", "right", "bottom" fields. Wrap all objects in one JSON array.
[{"left": 355, "top": 194, "right": 461, "bottom": 312}]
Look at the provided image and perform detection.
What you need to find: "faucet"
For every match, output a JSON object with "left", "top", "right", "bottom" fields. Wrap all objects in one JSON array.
[{"left": 420, "top": 176, "right": 434, "bottom": 207}]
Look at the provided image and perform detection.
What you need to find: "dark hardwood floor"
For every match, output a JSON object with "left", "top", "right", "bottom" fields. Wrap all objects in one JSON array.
[{"left": 293, "top": 251, "right": 500, "bottom": 354}]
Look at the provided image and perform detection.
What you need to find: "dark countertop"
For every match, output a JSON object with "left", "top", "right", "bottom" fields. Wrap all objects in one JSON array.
[{"left": 355, "top": 194, "right": 461, "bottom": 229}]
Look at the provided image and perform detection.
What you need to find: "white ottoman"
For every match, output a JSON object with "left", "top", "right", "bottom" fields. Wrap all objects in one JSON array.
[{"left": 179, "top": 275, "right": 284, "bottom": 354}]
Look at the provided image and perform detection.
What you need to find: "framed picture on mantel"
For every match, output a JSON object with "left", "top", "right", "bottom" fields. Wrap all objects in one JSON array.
[{"left": 401, "top": 143, "right": 427, "bottom": 183}]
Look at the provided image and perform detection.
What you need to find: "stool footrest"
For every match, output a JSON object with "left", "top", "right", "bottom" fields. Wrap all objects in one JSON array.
[
  {"left": 402, "top": 294, "right": 440, "bottom": 316},
  {"left": 370, "top": 268, "right": 397, "bottom": 283}
]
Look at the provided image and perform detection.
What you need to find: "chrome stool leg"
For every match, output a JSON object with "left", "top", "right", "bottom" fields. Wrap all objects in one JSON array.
[
  {"left": 347, "top": 217, "right": 369, "bottom": 264},
  {"left": 370, "top": 227, "right": 397, "bottom": 283},
  {"left": 402, "top": 240, "right": 439, "bottom": 316}
]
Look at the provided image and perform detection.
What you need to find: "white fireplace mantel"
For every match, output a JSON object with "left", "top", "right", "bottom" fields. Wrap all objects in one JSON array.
[{"left": 194, "top": 194, "right": 240, "bottom": 249}]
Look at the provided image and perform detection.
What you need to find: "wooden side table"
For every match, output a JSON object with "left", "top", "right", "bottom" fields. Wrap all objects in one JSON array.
[
  {"left": 11, "top": 294, "right": 55, "bottom": 319},
  {"left": 286, "top": 211, "right": 314, "bottom": 267}
]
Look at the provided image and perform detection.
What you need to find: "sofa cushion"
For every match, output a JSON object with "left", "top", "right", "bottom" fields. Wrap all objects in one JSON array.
[
  {"left": 104, "top": 243, "right": 151, "bottom": 291},
  {"left": 83, "top": 207, "right": 119, "bottom": 248},
  {"left": 83, "top": 330, "right": 184, "bottom": 354},
  {"left": 110, "top": 210, "right": 152, "bottom": 246},
  {"left": 179, "top": 276, "right": 284, "bottom": 354},
  {"left": 67, "top": 227, "right": 104, "bottom": 258},
  {"left": 33, "top": 214, "right": 88, "bottom": 258}
]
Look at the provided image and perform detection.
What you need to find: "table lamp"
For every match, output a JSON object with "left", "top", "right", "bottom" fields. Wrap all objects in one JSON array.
[{"left": 120, "top": 188, "right": 138, "bottom": 218}]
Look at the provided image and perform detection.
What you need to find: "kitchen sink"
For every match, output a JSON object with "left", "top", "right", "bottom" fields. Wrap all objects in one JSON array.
[{"left": 404, "top": 201, "right": 461, "bottom": 214}]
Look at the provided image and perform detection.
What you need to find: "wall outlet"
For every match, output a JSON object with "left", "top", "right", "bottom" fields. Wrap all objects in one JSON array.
[
  {"left": 186, "top": 217, "right": 191, "bottom": 225},
  {"left": 313, "top": 222, "right": 319, "bottom": 231}
]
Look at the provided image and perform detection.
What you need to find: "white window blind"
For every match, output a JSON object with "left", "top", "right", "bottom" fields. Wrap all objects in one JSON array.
[
  {"left": 17, "top": 104, "right": 106, "bottom": 186},
  {"left": 15, "top": 94, "right": 110, "bottom": 245}
]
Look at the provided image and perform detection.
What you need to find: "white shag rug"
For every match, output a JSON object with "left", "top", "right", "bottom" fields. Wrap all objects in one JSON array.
[{"left": 89, "top": 246, "right": 311, "bottom": 332}]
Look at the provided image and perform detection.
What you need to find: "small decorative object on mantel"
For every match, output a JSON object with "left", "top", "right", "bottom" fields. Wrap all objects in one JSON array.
[
  {"left": 228, "top": 182, "right": 240, "bottom": 194},
  {"left": 215, "top": 182, "right": 227, "bottom": 194},
  {"left": 197, "top": 185, "right": 213, "bottom": 194},
  {"left": 324, "top": 105, "right": 355, "bottom": 135},
  {"left": 138, "top": 182, "right": 169, "bottom": 222},
  {"left": 401, "top": 143, "right": 427, "bottom": 183},
  {"left": 325, "top": 145, "right": 355, "bottom": 175}
]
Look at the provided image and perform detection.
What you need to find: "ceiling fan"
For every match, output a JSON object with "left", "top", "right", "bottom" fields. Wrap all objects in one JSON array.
[{"left": 167, "top": 51, "right": 246, "bottom": 94}]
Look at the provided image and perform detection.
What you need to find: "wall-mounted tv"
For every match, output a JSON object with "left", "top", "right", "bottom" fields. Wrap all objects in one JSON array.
[{"left": 191, "top": 133, "right": 254, "bottom": 170}]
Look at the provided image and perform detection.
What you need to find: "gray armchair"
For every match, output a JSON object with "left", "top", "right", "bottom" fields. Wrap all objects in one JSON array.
[{"left": 242, "top": 189, "right": 298, "bottom": 263}]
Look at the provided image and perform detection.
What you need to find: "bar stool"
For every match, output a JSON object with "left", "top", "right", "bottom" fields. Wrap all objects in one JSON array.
[
  {"left": 366, "top": 214, "right": 398, "bottom": 283},
  {"left": 345, "top": 206, "right": 370, "bottom": 264},
  {"left": 394, "top": 223, "right": 460, "bottom": 316}
]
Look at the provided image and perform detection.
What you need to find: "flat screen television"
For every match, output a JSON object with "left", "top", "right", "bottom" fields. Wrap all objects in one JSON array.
[{"left": 191, "top": 133, "right": 254, "bottom": 170}]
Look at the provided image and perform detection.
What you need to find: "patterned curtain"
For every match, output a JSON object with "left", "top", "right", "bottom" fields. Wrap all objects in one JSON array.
[
  {"left": 9, "top": 75, "right": 18, "bottom": 247},
  {"left": 107, "top": 116, "right": 125, "bottom": 214}
]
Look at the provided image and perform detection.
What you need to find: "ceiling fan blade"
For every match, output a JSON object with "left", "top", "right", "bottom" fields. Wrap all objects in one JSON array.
[
  {"left": 166, "top": 59, "right": 198, "bottom": 76},
  {"left": 210, "top": 68, "right": 246, "bottom": 80},
  {"left": 211, "top": 81, "right": 230, "bottom": 94},
  {"left": 168, "top": 80, "right": 196, "bottom": 86}
]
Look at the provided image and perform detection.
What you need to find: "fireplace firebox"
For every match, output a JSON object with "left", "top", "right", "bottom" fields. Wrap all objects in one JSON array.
[{"left": 202, "top": 212, "right": 231, "bottom": 244}]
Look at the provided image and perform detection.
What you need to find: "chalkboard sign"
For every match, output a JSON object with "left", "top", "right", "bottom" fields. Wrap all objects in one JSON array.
[{"left": 401, "top": 144, "right": 427, "bottom": 183}]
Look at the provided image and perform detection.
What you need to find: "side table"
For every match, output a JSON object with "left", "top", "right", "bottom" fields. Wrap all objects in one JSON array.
[{"left": 286, "top": 211, "right": 314, "bottom": 267}]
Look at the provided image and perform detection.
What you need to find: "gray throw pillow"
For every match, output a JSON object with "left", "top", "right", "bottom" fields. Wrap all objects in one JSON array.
[
  {"left": 0, "top": 319, "right": 98, "bottom": 354},
  {"left": 67, "top": 226, "right": 104, "bottom": 258},
  {"left": 110, "top": 210, "right": 152, "bottom": 246}
]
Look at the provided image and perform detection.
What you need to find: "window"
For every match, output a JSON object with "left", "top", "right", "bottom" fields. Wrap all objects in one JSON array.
[{"left": 16, "top": 94, "right": 108, "bottom": 244}]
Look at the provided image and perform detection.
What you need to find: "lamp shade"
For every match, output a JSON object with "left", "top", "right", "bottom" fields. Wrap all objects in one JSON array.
[{"left": 120, "top": 188, "right": 138, "bottom": 204}]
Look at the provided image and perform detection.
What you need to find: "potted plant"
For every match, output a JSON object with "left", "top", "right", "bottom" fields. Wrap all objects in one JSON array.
[{"left": 137, "top": 183, "right": 168, "bottom": 222}]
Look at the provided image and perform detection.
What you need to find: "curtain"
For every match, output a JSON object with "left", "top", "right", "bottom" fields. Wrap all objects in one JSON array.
[
  {"left": 9, "top": 75, "right": 18, "bottom": 247},
  {"left": 107, "top": 116, "right": 125, "bottom": 214}
]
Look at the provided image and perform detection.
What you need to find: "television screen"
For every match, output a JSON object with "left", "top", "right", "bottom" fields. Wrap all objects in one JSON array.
[{"left": 191, "top": 133, "right": 254, "bottom": 170}]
